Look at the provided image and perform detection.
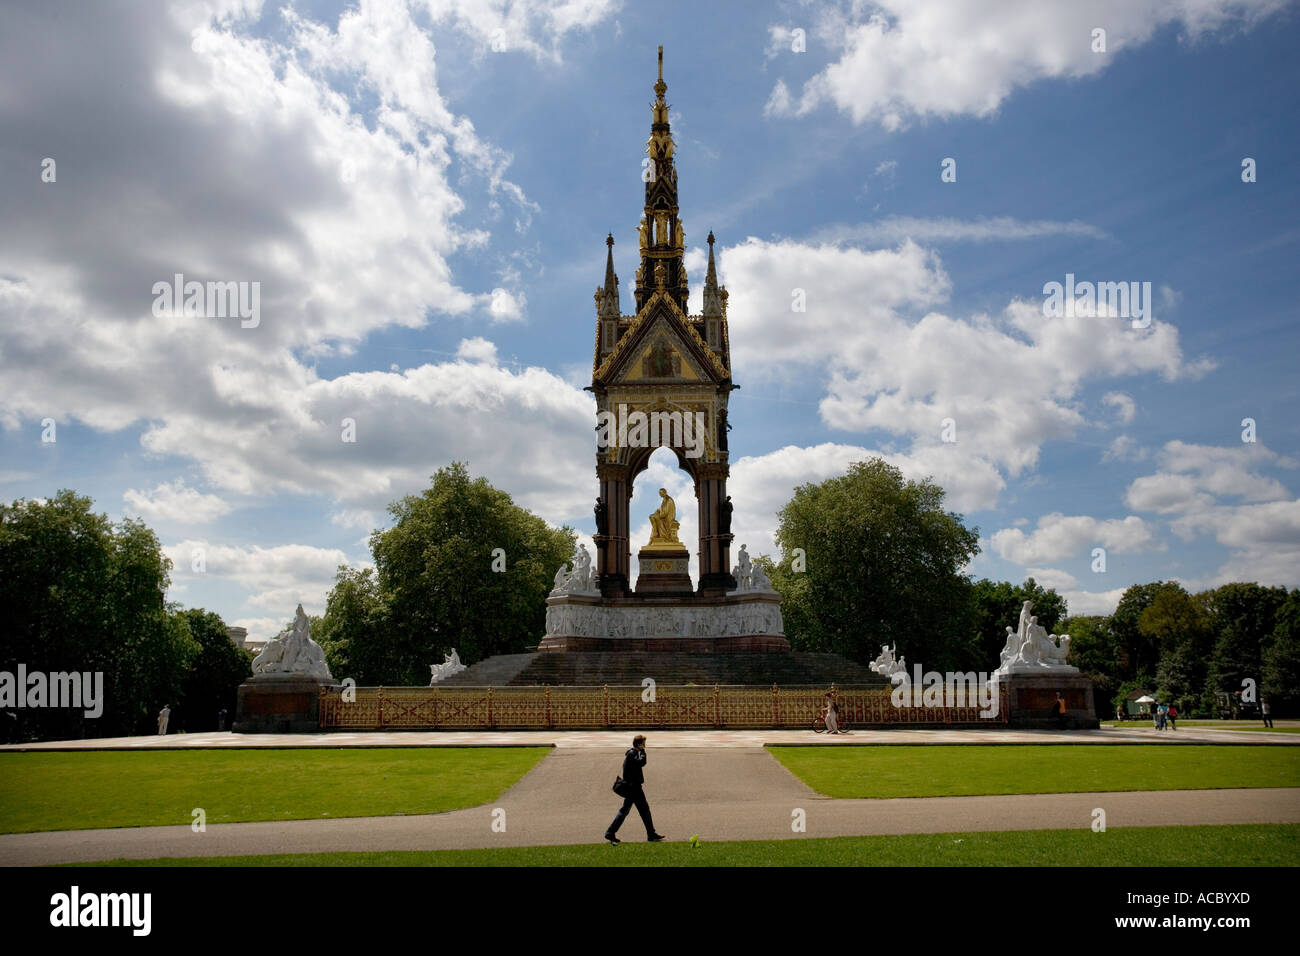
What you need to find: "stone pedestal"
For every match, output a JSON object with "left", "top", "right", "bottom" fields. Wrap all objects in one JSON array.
[
  {"left": 541, "top": 589, "right": 789, "bottom": 652},
  {"left": 634, "top": 545, "right": 693, "bottom": 595},
  {"left": 996, "top": 672, "right": 1099, "bottom": 729},
  {"left": 233, "top": 675, "right": 339, "bottom": 733}
]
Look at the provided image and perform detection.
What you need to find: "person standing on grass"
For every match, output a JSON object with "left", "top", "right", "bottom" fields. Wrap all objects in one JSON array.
[
  {"left": 605, "top": 734, "right": 665, "bottom": 845},
  {"left": 157, "top": 703, "right": 171, "bottom": 735},
  {"left": 1262, "top": 698, "right": 1273, "bottom": 728}
]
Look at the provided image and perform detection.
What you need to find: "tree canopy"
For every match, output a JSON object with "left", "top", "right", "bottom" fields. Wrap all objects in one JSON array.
[
  {"left": 767, "top": 458, "right": 981, "bottom": 671},
  {"left": 0, "top": 491, "right": 198, "bottom": 741},
  {"left": 320, "top": 463, "right": 574, "bottom": 685}
]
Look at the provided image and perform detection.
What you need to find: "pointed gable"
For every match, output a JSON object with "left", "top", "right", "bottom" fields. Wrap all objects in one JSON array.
[{"left": 595, "top": 292, "right": 728, "bottom": 386}]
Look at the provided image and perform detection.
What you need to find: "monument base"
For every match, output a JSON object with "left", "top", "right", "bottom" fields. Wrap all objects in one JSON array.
[
  {"left": 996, "top": 672, "right": 1099, "bottom": 729},
  {"left": 233, "top": 675, "right": 339, "bottom": 733},
  {"left": 634, "top": 546, "right": 693, "bottom": 594},
  {"left": 541, "top": 588, "right": 789, "bottom": 652}
]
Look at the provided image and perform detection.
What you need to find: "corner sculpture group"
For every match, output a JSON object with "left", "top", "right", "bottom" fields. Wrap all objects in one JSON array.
[{"left": 867, "top": 599, "right": 1075, "bottom": 679}]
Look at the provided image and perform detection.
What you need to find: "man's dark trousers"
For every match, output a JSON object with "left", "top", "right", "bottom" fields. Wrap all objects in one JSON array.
[{"left": 607, "top": 785, "right": 656, "bottom": 839}]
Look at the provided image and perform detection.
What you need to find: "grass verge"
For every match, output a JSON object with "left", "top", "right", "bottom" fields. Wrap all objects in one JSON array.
[
  {"left": 0, "top": 747, "right": 549, "bottom": 834},
  {"left": 81, "top": 823, "right": 1300, "bottom": 867},
  {"left": 767, "top": 744, "right": 1300, "bottom": 798}
]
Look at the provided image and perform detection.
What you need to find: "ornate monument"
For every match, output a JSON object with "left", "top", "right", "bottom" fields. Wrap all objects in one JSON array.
[
  {"left": 234, "top": 604, "right": 339, "bottom": 733},
  {"left": 542, "top": 47, "right": 786, "bottom": 652},
  {"left": 991, "top": 600, "right": 1098, "bottom": 728}
]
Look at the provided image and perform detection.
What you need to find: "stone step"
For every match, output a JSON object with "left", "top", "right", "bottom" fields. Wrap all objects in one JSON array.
[
  {"left": 435, "top": 653, "right": 537, "bottom": 686},
  {"left": 438, "top": 651, "right": 887, "bottom": 687}
]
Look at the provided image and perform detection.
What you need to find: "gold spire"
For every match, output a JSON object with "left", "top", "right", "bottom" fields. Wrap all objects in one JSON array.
[{"left": 652, "top": 45, "right": 669, "bottom": 126}]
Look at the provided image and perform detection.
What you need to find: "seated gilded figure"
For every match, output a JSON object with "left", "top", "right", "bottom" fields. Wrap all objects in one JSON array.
[{"left": 647, "top": 487, "right": 681, "bottom": 547}]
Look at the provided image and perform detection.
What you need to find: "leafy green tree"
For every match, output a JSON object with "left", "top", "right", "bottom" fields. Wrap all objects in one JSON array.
[
  {"left": 0, "top": 491, "right": 198, "bottom": 741},
  {"left": 1110, "top": 582, "right": 1173, "bottom": 683},
  {"left": 174, "top": 607, "right": 252, "bottom": 732},
  {"left": 767, "top": 458, "right": 980, "bottom": 671},
  {"left": 1065, "top": 615, "right": 1118, "bottom": 707},
  {"left": 1141, "top": 584, "right": 1212, "bottom": 713},
  {"left": 324, "top": 463, "right": 574, "bottom": 685},
  {"left": 316, "top": 566, "right": 384, "bottom": 680},
  {"left": 1263, "top": 589, "right": 1300, "bottom": 716},
  {"left": 1203, "top": 582, "right": 1288, "bottom": 700}
]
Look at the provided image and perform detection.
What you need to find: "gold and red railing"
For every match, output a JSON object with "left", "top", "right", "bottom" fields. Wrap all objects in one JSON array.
[{"left": 317, "top": 683, "right": 1008, "bottom": 730}]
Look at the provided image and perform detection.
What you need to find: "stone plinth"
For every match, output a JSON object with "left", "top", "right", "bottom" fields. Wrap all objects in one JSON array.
[
  {"left": 996, "top": 673, "right": 1099, "bottom": 729},
  {"left": 233, "top": 675, "right": 339, "bottom": 733},
  {"left": 633, "top": 545, "right": 693, "bottom": 594},
  {"left": 541, "top": 589, "right": 789, "bottom": 653}
]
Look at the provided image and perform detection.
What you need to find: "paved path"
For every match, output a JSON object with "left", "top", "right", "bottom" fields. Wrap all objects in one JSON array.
[
  {"left": 2, "top": 746, "right": 1297, "bottom": 865},
  {"left": 4, "top": 725, "right": 1297, "bottom": 751}
]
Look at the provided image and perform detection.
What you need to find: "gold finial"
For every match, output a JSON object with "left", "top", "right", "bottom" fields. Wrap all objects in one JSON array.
[{"left": 658, "top": 45, "right": 663, "bottom": 83}]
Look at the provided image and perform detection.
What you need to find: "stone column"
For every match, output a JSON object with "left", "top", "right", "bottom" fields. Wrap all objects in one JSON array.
[
  {"left": 597, "top": 464, "right": 631, "bottom": 596},
  {"left": 696, "top": 465, "right": 735, "bottom": 593}
]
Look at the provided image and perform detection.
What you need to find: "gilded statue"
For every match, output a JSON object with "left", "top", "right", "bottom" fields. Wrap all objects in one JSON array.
[{"left": 647, "top": 488, "right": 681, "bottom": 546}]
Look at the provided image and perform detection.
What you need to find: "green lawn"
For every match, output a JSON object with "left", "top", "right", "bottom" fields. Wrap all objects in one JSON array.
[
  {"left": 768, "top": 744, "right": 1300, "bottom": 798},
  {"left": 1103, "top": 721, "right": 1300, "bottom": 733},
  {"left": 0, "top": 747, "right": 549, "bottom": 834},
  {"left": 83, "top": 823, "right": 1300, "bottom": 867}
]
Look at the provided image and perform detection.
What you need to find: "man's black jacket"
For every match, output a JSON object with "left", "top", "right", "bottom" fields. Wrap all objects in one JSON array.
[{"left": 622, "top": 747, "right": 647, "bottom": 786}]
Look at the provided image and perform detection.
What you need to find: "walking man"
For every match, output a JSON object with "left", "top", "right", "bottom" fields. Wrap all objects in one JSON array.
[
  {"left": 157, "top": 703, "right": 171, "bottom": 736},
  {"left": 605, "top": 734, "right": 665, "bottom": 845},
  {"left": 1262, "top": 697, "right": 1273, "bottom": 728}
]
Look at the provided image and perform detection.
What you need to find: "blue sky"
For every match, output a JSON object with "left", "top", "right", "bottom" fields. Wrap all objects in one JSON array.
[{"left": 2, "top": 0, "right": 1298, "bottom": 639}]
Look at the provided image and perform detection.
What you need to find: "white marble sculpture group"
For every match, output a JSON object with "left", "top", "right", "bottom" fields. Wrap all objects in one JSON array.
[
  {"left": 251, "top": 604, "right": 333, "bottom": 681},
  {"left": 730, "top": 544, "right": 775, "bottom": 592},
  {"left": 994, "top": 600, "right": 1076, "bottom": 676},
  {"left": 550, "top": 543, "right": 598, "bottom": 595},
  {"left": 869, "top": 643, "right": 907, "bottom": 678},
  {"left": 429, "top": 649, "right": 467, "bottom": 685}
]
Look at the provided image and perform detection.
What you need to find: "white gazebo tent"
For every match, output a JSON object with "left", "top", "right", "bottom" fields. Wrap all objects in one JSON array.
[{"left": 1134, "top": 694, "right": 1156, "bottom": 715}]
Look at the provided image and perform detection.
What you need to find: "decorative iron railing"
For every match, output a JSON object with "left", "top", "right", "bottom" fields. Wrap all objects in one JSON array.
[{"left": 317, "top": 684, "right": 1008, "bottom": 730}]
